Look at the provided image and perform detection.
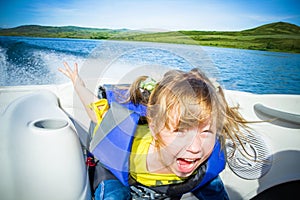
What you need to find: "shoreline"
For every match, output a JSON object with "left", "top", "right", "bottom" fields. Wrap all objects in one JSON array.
[
  {"left": 1, "top": 34, "right": 299, "bottom": 54},
  {"left": 1, "top": 22, "right": 299, "bottom": 54}
]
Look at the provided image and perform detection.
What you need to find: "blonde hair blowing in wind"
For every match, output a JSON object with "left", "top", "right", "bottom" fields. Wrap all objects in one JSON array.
[{"left": 128, "top": 68, "right": 250, "bottom": 157}]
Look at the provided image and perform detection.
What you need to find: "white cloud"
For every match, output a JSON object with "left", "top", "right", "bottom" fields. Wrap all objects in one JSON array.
[{"left": 248, "top": 14, "right": 300, "bottom": 22}]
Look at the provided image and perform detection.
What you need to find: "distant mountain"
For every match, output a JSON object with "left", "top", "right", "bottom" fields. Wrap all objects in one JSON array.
[
  {"left": 1, "top": 22, "right": 299, "bottom": 38},
  {"left": 0, "top": 22, "right": 299, "bottom": 53},
  {"left": 112, "top": 22, "right": 300, "bottom": 53},
  {"left": 241, "top": 22, "right": 300, "bottom": 35},
  {"left": 0, "top": 25, "right": 132, "bottom": 39}
]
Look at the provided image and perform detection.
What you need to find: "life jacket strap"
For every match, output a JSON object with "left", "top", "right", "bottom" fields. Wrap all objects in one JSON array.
[{"left": 88, "top": 98, "right": 109, "bottom": 136}]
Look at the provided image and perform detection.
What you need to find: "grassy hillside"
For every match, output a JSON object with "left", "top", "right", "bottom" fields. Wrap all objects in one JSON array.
[
  {"left": 0, "top": 25, "right": 131, "bottom": 39},
  {"left": 0, "top": 22, "right": 299, "bottom": 53},
  {"left": 241, "top": 21, "right": 300, "bottom": 35},
  {"left": 113, "top": 22, "right": 300, "bottom": 53}
]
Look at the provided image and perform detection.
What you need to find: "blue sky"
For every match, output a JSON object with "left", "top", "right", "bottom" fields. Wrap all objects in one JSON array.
[{"left": 1, "top": 0, "right": 299, "bottom": 31}]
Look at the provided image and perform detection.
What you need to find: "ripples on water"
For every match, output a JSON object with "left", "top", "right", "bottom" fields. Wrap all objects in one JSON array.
[
  {"left": 205, "top": 47, "right": 300, "bottom": 94},
  {"left": 0, "top": 36, "right": 299, "bottom": 94}
]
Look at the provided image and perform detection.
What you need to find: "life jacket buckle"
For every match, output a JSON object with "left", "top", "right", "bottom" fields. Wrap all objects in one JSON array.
[{"left": 86, "top": 157, "right": 96, "bottom": 167}]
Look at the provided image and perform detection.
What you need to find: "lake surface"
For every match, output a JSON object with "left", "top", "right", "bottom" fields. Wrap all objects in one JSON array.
[{"left": 0, "top": 36, "right": 299, "bottom": 94}]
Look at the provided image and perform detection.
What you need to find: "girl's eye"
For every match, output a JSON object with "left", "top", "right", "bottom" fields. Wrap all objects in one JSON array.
[
  {"left": 173, "top": 130, "right": 186, "bottom": 137},
  {"left": 204, "top": 130, "right": 214, "bottom": 134},
  {"left": 200, "top": 130, "right": 214, "bottom": 137}
]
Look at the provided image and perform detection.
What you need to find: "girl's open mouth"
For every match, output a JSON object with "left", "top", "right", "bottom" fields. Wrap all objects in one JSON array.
[{"left": 176, "top": 158, "right": 200, "bottom": 173}]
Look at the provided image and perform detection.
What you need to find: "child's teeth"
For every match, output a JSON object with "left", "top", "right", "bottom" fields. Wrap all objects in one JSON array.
[{"left": 184, "top": 159, "right": 195, "bottom": 162}]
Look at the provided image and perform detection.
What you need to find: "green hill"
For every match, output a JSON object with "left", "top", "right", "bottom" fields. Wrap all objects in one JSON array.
[
  {"left": 0, "top": 25, "right": 131, "bottom": 39},
  {"left": 113, "top": 22, "right": 300, "bottom": 53},
  {"left": 0, "top": 22, "right": 299, "bottom": 53},
  {"left": 241, "top": 21, "right": 300, "bottom": 35}
]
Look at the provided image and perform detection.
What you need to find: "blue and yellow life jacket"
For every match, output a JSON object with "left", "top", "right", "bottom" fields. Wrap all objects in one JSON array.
[{"left": 89, "top": 86, "right": 226, "bottom": 194}]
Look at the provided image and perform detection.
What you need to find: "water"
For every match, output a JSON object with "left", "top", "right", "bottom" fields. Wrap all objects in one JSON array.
[
  {"left": 205, "top": 47, "right": 300, "bottom": 94},
  {"left": 0, "top": 36, "right": 299, "bottom": 94}
]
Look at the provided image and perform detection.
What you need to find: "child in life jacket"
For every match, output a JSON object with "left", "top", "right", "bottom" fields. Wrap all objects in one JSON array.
[{"left": 59, "top": 62, "right": 251, "bottom": 200}]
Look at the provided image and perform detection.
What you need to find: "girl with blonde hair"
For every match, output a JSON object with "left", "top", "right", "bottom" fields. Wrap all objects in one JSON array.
[{"left": 59, "top": 62, "right": 250, "bottom": 199}]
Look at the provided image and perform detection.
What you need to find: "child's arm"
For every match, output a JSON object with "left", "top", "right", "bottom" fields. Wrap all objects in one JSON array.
[{"left": 58, "top": 62, "right": 98, "bottom": 123}]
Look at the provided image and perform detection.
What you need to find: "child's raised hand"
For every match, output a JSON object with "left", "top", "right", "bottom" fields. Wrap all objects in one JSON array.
[{"left": 58, "top": 62, "right": 80, "bottom": 85}]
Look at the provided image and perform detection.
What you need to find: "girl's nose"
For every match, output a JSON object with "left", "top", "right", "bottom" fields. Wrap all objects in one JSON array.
[{"left": 186, "top": 133, "right": 202, "bottom": 154}]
